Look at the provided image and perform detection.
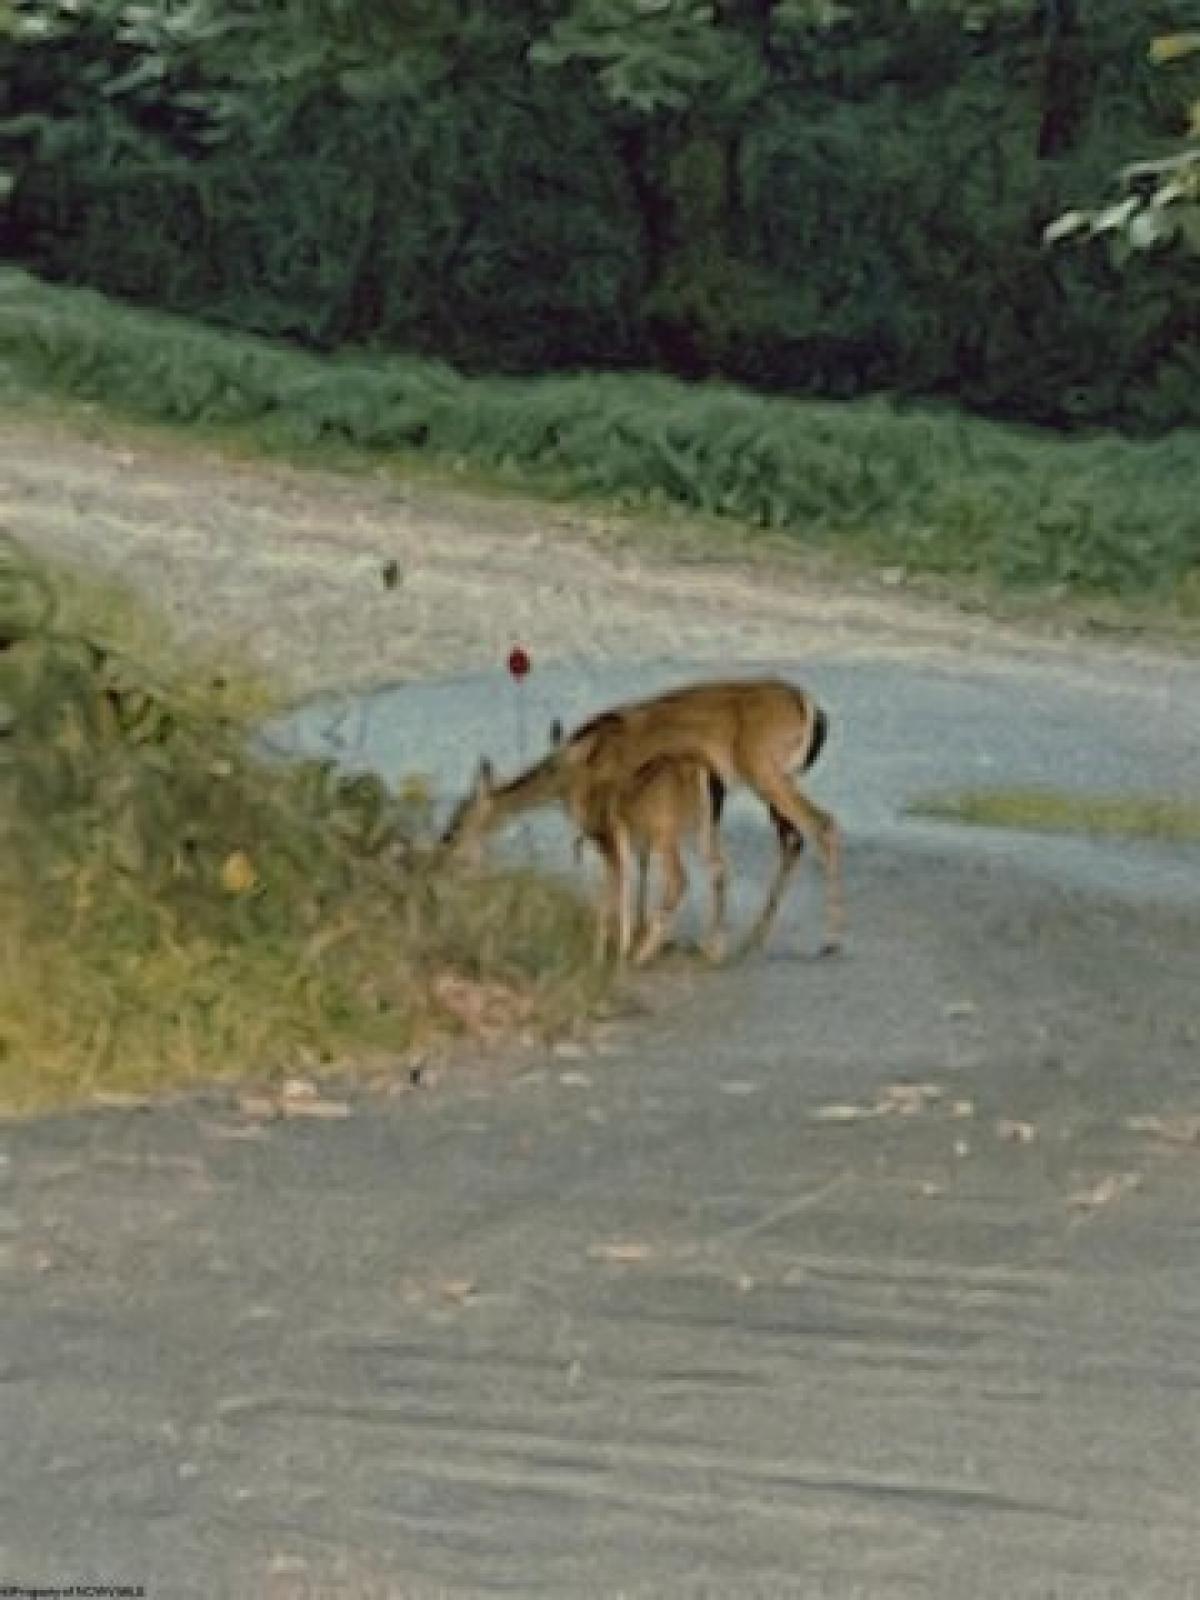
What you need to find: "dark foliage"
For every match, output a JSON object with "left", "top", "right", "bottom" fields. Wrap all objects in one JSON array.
[{"left": 3, "top": 0, "right": 1199, "bottom": 430}]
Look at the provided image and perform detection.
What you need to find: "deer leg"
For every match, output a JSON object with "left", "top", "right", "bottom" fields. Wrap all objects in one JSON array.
[
  {"left": 743, "top": 765, "right": 844, "bottom": 955},
  {"left": 593, "top": 834, "right": 624, "bottom": 964},
  {"left": 633, "top": 842, "right": 687, "bottom": 965},
  {"left": 739, "top": 810, "right": 805, "bottom": 955},
  {"left": 698, "top": 776, "right": 729, "bottom": 963},
  {"left": 634, "top": 848, "right": 651, "bottom": 942},
  {"left": 613, "top": 822, "right": 637, "bottom": 962},
  {"left": 594, "top": 851, "right": 615, "bottom": 964},
  {"left": 815, "top": 808, "right": 844, "bottom": 955},
  {"left": 708, "top": 773, "right": 727, "bottom": 828}
]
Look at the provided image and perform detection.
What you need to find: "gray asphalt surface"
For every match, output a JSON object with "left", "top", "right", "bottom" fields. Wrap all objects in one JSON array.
[{"left": 3, "top": 652, "right": 1199, "bottom": 1600}]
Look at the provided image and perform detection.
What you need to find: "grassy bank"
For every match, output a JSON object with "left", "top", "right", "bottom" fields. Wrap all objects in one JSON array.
[
  {"left": 0, "top": 537, "right": 603, "bottom": 1114},
  {"left": 910, "top": 787, "right": 1200, "bottom": 844},
  {"left": 1, "top": 269, "right": 1197, "bottom": 616}
]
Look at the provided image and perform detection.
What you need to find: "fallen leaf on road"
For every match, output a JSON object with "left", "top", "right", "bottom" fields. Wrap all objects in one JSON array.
[
  {"left": 1125, "top": 1113, "right": 1200, "bottom": 1146},
  {"left": 237, "top": 1094, "right": 279, "bottom": 1120},
  {"left": 283, "top": 1097, "right": 351, "bottom": 1120},
  {"left": 995, "top": 1119, "right": 1038, "bottom": 1145},
  {"left": 1068, "top": 1172, "right": 1142, "bottom": 1212},
  {"left": 588, "top": 1241, "right": 654, "bottom": 1263},
  {"left": 877, "top": 1082, "right": 944, "bottom": 1115},
  {"left": 267, "top": 1554, "right": 308, "bottom": 1575},
  {"left": 810, "top": 1103, "right": 880, "bottom": 1123},
  {"left": 280, "top": 1081, "right": 351, "bottom": 1120},
  {"left": 439, "top": 1279, "right": 476, "bottom": 1303}
]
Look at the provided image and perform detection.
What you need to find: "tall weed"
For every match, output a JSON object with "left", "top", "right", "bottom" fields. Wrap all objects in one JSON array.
[{"left": 0, "top": 531, "right": 601, "bottom": 1111}]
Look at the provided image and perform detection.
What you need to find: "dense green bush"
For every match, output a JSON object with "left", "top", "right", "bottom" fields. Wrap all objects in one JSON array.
[
  {"left": 6, "top": 79, "right": 645, "bottom": 364},
  {"left": 3, "top": 0, "right": 1198, "bottom": 431},
  {"left": 703, "top": 4, "right": 1200, "bottom": 428}
]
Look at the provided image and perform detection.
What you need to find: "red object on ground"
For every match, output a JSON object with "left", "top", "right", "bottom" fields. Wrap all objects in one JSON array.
[{"left": 507, "top": 646, "right": 531, "bottom": 679}]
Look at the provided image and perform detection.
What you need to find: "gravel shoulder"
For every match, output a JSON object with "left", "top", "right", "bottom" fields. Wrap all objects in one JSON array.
[{"left": 4, "top": 409, "right": 1193, "bottom": 701}]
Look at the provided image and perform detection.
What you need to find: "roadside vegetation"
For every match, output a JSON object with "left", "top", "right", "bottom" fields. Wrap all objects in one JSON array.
[
  {"left": 2, "top": 270, "right": 1197, "bottom": 618},
  {"left": 910, "top": 787, "right": 1200, "bottom": 843},
  {"left": 0, "top": 535, "right": 603, "bottom": 1114}
]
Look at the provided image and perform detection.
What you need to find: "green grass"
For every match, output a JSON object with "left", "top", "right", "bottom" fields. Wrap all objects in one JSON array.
[
  {"left": 910, "top": 787, "right": 1200, "bottom": 843},
  {"left": 1, "top": 268, "right": 1197, "bottom": 616},
  {"left": 0, "top": 537, "right": 606, "bottom": 1115}
]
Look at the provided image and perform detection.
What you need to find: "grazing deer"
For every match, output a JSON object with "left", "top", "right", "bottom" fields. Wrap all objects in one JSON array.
[
  {"left": 442, "top": 740, "right": 729, "bottom": 964},
  {"left": 547, "top": 718, "right": 729, "bottom": 962},
  {"left": 562, "top": 677, "right": 839, "bottom": 953},
  {"left": 441, "top": 676, "right": 839, "bottom": 960}
]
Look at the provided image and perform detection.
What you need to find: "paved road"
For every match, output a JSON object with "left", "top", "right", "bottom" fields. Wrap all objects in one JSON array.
[
  {"left": 280, "top": 651, "right": 1200, "bottom": 909},
  {"left": 3, "top": 652, "right": 1199, "bottom": 1599}
]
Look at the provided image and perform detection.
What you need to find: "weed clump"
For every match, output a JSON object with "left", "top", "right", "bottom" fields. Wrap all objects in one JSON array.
[{"left": 0, "top": 535, "right": 600, "bottom": 1112}]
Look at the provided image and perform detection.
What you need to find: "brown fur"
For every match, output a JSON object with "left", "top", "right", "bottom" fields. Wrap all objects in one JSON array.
[
  {"left": 442, "top": 746, "right": 727, "bottom": 964},
  {"left": 560, "top": 678, "right": 841, "bottom": 955},
  {"left": 442, "top": 676, "right": 841, "bottom": 960},
  {"left": 572, "top": 753, "right": 728, "bottom": 964}
]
